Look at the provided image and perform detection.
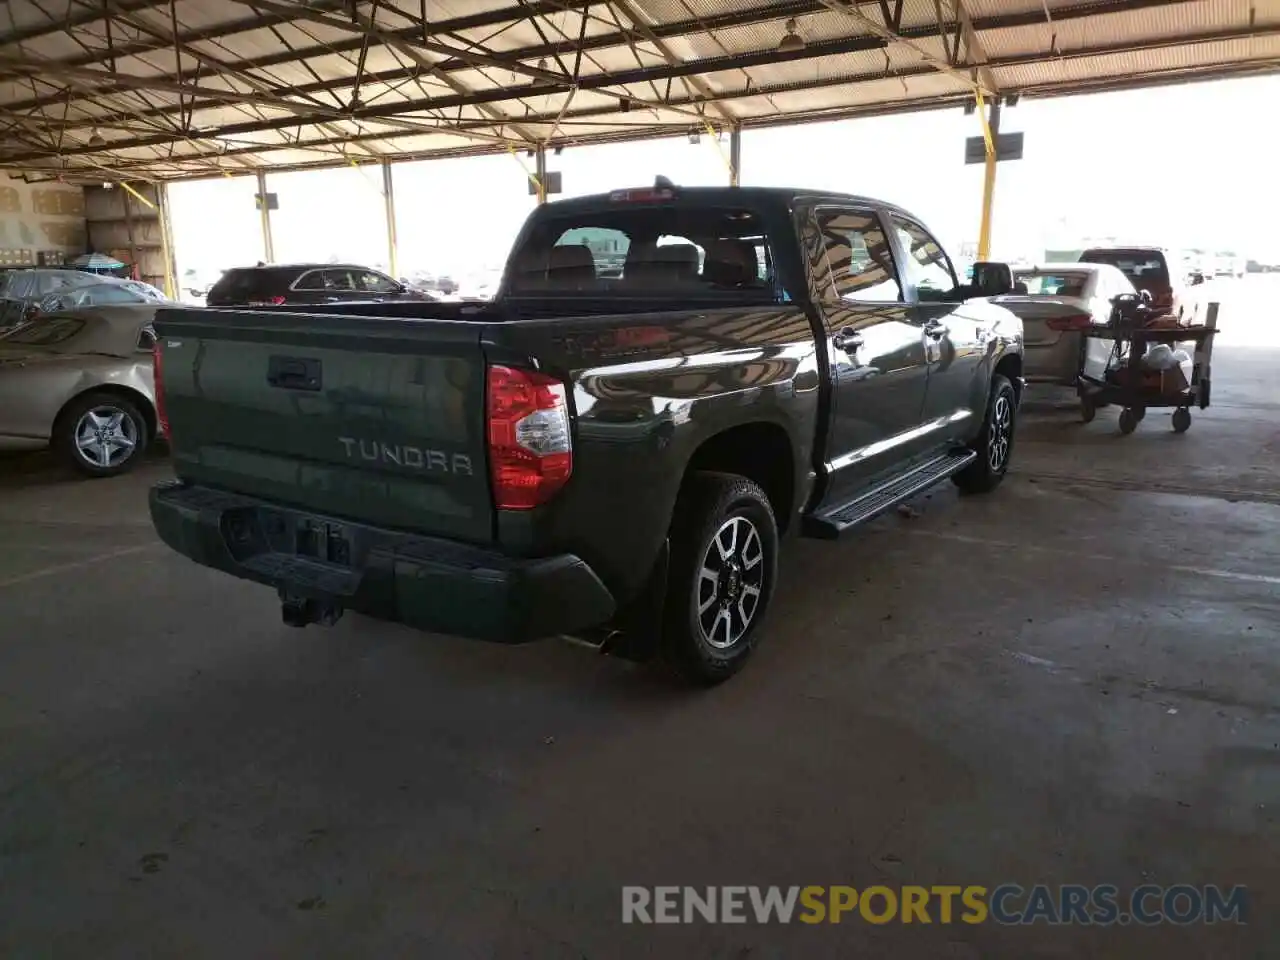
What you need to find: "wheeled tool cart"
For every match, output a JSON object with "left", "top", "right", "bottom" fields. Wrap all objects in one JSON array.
[{"left": 1077, "top": 301, "right": 1217, "bottom": 434}]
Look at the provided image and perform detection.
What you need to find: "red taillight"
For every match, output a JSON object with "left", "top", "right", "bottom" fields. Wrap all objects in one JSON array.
[
  {"left": 248, "top": 295, "right": 286, "bottom": 306},
  {"left": 153, "top": 341, "right": 170, "bottom": 440},
  {"left": 1045, "top": 312, "right": 1095, "bottom": 332},
  {"left": 486, "top": 365, "right": 572, "bottom": 510}
]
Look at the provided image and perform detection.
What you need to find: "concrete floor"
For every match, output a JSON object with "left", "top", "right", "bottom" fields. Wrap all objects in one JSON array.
[{"left": 1, "top": 279, "right": 1277, "bottom": 959}]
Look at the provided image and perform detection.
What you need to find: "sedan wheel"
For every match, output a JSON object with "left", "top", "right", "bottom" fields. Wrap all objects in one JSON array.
[
  {"left": 56, "top": 392, "right": 149, "bottom": 477},
  {"left": 75, "top": 407, "right": 140, "bottom": 470}
]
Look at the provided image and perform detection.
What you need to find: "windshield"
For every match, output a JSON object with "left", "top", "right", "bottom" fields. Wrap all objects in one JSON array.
[
  {"left": 1079, "top": 250, "right": 1170, "bottom": 285},
  {"left": 40, "top": 282, "right": 153, "bottom": 311},
  {"left": 1014, "top": 272, "right": 1090, "bottom": 297},
  {"left": 507, "top": 203, "right": 778, "bottom": 300}
]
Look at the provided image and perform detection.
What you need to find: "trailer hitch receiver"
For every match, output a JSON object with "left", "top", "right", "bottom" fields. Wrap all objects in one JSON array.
[{"left": 280, "top": 591, "right": 344, "bottom": 628}]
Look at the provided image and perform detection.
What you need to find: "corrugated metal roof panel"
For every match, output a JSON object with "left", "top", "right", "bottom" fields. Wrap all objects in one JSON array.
[
  {"left": 991, "top": 32, "right": 1280, "bottom": 87},
  {"left": 979, "top": 0, "right": 1265, "bottom": 59},
  {"left": 4, "top": 0, "right": 1279, "bottom": 180}
]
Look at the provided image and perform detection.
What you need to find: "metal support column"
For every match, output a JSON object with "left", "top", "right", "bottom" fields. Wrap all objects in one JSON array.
[
  {"left": 729, "top": 125, "right": 742, "bottom": 187},
  {"left": 976, "top": 97, "right": 1002, "bottom": 262},
  {"left": 157, "top": 183, "right": 179, "bottom": 300},
  {"left": 534, "top": 145, "right": 548, "bottom": 204},
  {"left": 255, "top": 168, "right": 275, "bottom": 263},
  {"left": 382, "top": 159, "right": 399, "bottom": 279}
]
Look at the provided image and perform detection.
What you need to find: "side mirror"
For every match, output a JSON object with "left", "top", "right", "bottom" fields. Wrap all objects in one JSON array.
[
  {"left": 971, "top": 261, "right": 1014, "bottom": 296},
  {"left": 1139, "top": 289, "right": 1153, "bottom": 304}
]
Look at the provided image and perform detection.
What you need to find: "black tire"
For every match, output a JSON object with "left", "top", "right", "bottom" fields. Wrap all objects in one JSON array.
[
  {"left": 953, "top": 374, "right": 1016, "bottom": 495},
  {"left": 1118, "top": 408, "right": 1138, "bottom": 435},
  {"left": 1172, "top": 407, "right": 1191, "bottom": 433},
  {"left": 55, "top": 391, "right": 150, "bottom": 477},
  {"left": 1080, "top": 398, "right": 1096, "bottom": 423},
  {"left": 661, "top": 472, "right": 778, "bottom": 686},
  {"left": 1132, "top": 406, "right": 1147, "bottom": 422}
]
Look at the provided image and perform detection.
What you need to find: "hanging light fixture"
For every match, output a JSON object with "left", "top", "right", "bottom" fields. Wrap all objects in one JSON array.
[{"left": 777, "top": 18, "right": 805, "bottom": 53}]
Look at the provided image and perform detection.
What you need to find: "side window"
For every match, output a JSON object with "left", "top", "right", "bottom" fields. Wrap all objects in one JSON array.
[
  {"left": 891, "top": 217, "right": 958, "bottom": 302},
  {"left": 293, "top": 270, "right": 326, "bottom": 291},
  {"left": 813, "top": 209, "right": 902, "bottom": 303},
  {"left": 321, "top": 269, "right": 354, "bottom": 291},
  {"left": 355, "top": 271, "right": 398, "bottom": 294}
]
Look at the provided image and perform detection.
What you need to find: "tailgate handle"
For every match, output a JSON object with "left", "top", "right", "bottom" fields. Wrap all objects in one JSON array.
[{"left": 267, "top": 355, "right": 322, "bottom": 391}]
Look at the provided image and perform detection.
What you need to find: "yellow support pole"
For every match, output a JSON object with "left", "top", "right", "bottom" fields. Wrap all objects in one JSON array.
[
  {"left": 975, "top": 94, "right": 1001, "bottom": 262},
  {"left": 255, "top": 168, "right": 275, "bottom": 262},
  {"left": 729, "top": 125, "right": 742, "bottom": 187},
  {"left": 156, "top": 183, "right": 178, "bottom": 300},
  {"left": 505, "top": 143, "right": 543, "bottom": 202},
  {"left": 381, "top": 159, "right": 398, "bottom": 279}
]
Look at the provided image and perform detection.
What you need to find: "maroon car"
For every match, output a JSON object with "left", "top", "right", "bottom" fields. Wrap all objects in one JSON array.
[{"left": 1078, "top": 246, "right": 1180, "bottom": 318}]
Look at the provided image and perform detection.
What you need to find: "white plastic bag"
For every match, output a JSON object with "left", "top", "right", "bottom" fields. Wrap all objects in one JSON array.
[{"left": 1143, "top": 343, "right": 1177, "bottom": 370}]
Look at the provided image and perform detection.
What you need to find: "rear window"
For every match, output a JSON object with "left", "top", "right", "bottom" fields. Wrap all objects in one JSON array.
[
  {"left": 208, "top": 267, "right": 300, "bottom": 302},
  {"left": 507, "top": 205, "right": 777, "bottom": 300},
  {"left": 1079, "top": 250, "right": 1169, "bottom": 284},
  {"left": 1014, "top": 272, "right": 1089, "bottom": 297}
]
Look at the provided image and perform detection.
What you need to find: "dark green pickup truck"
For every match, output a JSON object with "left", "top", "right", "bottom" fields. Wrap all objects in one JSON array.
[{"left": 150, "top": 184, "right": 1025, "bottom": 684}]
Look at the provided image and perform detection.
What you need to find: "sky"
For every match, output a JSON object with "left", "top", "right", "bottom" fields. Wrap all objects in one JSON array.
[{"left": 166, "top": 73, "right": 1280, "bottom": 290}]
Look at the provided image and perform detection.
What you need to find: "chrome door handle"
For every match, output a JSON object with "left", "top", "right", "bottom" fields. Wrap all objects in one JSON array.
[
  {"left": 832, "top": 327, "right": 863, "bottom": 351},
  {"left": 924, "top": 321, "right": 948, "bottom": 339}
]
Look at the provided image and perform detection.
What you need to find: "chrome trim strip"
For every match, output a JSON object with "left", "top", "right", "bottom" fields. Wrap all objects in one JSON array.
[{"left": 825, "top": 408, "right": 972, "bottom": 473}]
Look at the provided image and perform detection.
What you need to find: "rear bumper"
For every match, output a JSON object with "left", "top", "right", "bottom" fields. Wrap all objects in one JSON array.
[{"left": 149, "top": 480, "right": 616, "bottom": 643}]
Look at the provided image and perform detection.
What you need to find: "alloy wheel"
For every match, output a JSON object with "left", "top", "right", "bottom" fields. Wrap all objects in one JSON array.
[
  {"left": 696, "top": 515, "right": 766, "bottom": 649},
  {"left": 75, "top": 406, "right": 139, "bottom": 470},
  {"left": 988, "top": 394, "right": 1012, "bottom": 472}
]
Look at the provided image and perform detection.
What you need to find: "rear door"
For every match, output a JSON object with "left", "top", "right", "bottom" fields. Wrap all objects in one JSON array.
[
  {"left": 155, "top": 309, "right": 494, "bottom": 543},
  {"left": 804, "top": 205, "right": 932, "bottom": 506}
]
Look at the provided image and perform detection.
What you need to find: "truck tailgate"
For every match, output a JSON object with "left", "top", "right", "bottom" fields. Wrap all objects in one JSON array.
[{"left": 154, "top": 308, "right": 493, "bottom": 543}]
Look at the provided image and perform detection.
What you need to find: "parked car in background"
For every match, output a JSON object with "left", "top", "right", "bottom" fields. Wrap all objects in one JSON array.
[
  {"left": 996, "top": 263, "right": 1137, "bottom": 386},
  {"left": 150, "top": 184, "right": 1025, "bottom": 684},
  {"left": 205, "top": 263, "right": 437, "bottom": 307},
  {"left": 39, "top": 277, "right": 169, "bottom": 313},
  {"left": 0, "top": 305, "right": 160, "bottom": 476},
  {"left": 0, "top": 267, "right": 101, "bottom": 329},
  {"left": 1077, "top": 246, "right": 1183, "bottom": 320}
]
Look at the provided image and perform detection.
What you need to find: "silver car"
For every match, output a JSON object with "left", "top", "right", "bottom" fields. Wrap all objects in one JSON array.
[
  {"left": 0, "top": 267, "right": 102, "bottom": 329},
  {"left": 0, "top": 305, "right": 159, "bottom": 476},
  {"left": 995, "top": 263, "right": 1137, "bottom": 386}
]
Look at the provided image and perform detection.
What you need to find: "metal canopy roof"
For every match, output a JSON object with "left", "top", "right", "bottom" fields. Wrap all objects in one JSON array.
[{"left": 1, "top": 0, "right": 1277, "bottom": 181}]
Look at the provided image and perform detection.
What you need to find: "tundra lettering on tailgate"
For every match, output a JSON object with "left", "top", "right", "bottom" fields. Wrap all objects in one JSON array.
[{"left": 338, "top": 437, "right": 474, "bottom": 475}]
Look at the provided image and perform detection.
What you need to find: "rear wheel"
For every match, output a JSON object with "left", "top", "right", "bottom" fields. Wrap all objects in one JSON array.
[
  {"left": 55, "top": 392, "right": 149, "bottom": 477},
  {"left": 1080, "top": 398, "right": 1096, "bottom": 423},
  {"left": 953, "top": 374, "right": 1016, "bottom": 494},
  {"left": 662, "top": 473, "right": 778, "bottom": 686},
  {"left": 1118, "top": 408, "right": 1139, "bottom": 435},
  {"left": 1172, "top": 407, "right": 1191, "bottom": 433}
]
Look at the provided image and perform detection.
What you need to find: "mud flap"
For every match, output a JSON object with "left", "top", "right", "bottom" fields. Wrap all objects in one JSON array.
[{"left": 600, "top": 540, "right": 670, "bottom": 662}]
